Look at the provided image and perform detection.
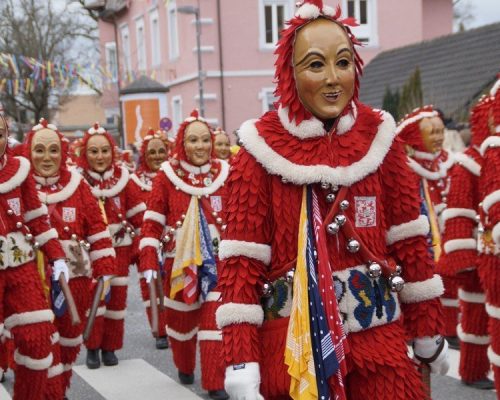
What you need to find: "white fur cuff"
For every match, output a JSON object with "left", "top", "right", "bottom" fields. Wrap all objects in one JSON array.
[
  {"left": 139, "top": 237, "right": 160, "bottom": 251},
  {"left": 126, "top": 202, "right": 147, "bottom": 218},
  {"left": 48, "top": 363, "right": 64, "bottom": 378},
  {"left": 441, "top": 208, "right": 477, "bottom": 225},
  {"left": 440, "top": 298, "right": 459, "bottom": 308},
  {"left": 166, "top": 326, "right": 198, "bottom": 342},
  {"left": 216, "top": 303, "right": 264, "bottom": 328},
  {"left": 164, "top": 298, "right": 201, "bottom": 312},
  {"left": 458, "top": 289, "right": 485, "bottom": 304},
  {"left": 386, "top": 215, "right": 429, "bottom": 245},
  {"left": 14, "top": 350, "right": 53, "bottom": 371},
  {"left": 205, "top": 291, "right": 222, "bottom": 302},
  {"left": 483, "top": 189, "right": 500, "bottom": 214},
  {"left": 486, "top": 303, "right": 500, "bottom": 320},
  {"left": 454, "top": 153, "right": 481, "bottom": 176},
  {"left": 480, "top": 136, "right": 500, "bottom": 156},
  {"left": 198, "top": 329, "right": 222, "bottom": 341},
  {"left": 104, "top": 309, "right": 126, "bottom": 320},
  {"left": 89, "top": 248, "right": 116, "bottom": 262},
  {"left": 399, "top": 275, "right": 444, "bottom": 304},
  {"left": 488, "top": 346, "right": 500, "bottom": 367},
  {"left": 144, "top": 210, "right": 166, "bottom": 225},
  {"left": 110, "top": 277, "right": 129, "bottom": 286},
  {"left": 4, "top": 309, "right": 54, "bottom": 330},
  {"left": 24, "top": 204, "right": 48, "bottom": 223},
  {"left": 443, "top": 238, "right": 477, "bottom": 254},
  {"left": 59, "top": 335, "right": 83, "bottom": 347},
  {"left": 457, "top": 324, "right": 489, "bottom": 345},
  {"left": 218, "top": 240, "right": 272, "bottom": 265},
  {"left": 87, "top": 230, "right": 111, "bottom": 244},
  {"left": 35, "top": 228, "right": 58, "bottom": 247}
]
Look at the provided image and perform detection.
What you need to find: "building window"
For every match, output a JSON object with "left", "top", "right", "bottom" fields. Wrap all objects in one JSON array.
[
  {"left": 343, "top": 0, "right": 377, "bottom": 45},
  {"left": 259, "top": 0, "right": 292, "bottom": 49},
  {"left": 149, "top": 9, "right": 161, "bottom": 66},
  {"left": 136, "top": 17, "right": 147, "bottom": 71},
  {"left": 259, "top": 87, "right": 278, "bottom": 113},
  {"left": 105, "top": 42, "right": 118, "bottom": 83},
  {"left": 172, "top": 96, "right": 183, "bottom": 132},
  {"left": 167, "top": 1, "right": 179, "bottom": 60},
  {"left": 120, "top": 25, "right": 132, "bottom": 73}
]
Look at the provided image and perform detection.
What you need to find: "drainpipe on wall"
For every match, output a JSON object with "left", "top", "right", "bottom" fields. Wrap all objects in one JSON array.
[{"left": 216, "top": 0, "right": 226, "bottom": 129}]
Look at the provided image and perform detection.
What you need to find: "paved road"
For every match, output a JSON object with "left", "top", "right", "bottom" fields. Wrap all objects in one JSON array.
[{"left": 1, "top": 268, "right": 497, "bottom": 399}]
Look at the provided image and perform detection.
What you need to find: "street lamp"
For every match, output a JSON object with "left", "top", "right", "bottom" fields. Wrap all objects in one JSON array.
[{"left": 177, "top": 5, "right": 205, "bottom": 117}]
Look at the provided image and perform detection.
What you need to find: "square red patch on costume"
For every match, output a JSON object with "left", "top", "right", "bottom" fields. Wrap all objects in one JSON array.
[{"left": 354, "top": 196, "right": 376, "bottom": 227}]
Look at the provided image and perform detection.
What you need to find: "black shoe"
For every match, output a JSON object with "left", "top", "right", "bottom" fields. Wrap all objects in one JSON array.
[
  {"left": 445, "top": 336, "right": 460, "bottom": 350},
  {"left": 86, "top": 349, "right": 101, "bottom": 369},
  {"left": 155, "top": 336, "right": 169, "bottom": 350},
  {"left": 178, "top": 370, "right": 194, "bottom": 385},
  {"left": 101, "top": 350, "right": 118, "bottom": 366},
  {"left": 0, "top": 369, "right": 4, "bottom": 383},
  {"left": 462, "top": 377, "right": 495, "bottom": 390},
  {"left": 208, "top": 390, "right": 229, "bottom": 400}
]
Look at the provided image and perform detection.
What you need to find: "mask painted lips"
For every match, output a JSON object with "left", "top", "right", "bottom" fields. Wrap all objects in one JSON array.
[{"left": 323, "top": 91, "right": 341, "bottom": 102}]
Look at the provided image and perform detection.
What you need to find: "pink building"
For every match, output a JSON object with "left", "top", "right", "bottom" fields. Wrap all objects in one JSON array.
[{"left": 92, "top": 0, "right": 453, "bottom": 141}]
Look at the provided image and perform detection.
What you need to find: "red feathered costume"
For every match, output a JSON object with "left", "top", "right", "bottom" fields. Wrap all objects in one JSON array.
[
  {"left": 397, "top": 107, "right": 459, "bottom": 340},
  {"left": 139, "top": 111, "right": 228, "bottom": 394},
  {"left": 216, "top": 3, "right": 446, "bottom": 399},
  {"left": 78, "top": 123, "right": 144, "bottom": 355},
  {"left": 129, "top": 129, "right": 169, "bottom": 342},
  {"left": 439, "top": 96, "right": 493, "bottom": 386},
  {"left": 0, "top": 115, "right": 67, "bottom": 400},
  {"left": 24, "top": 120, "right": 116, "bottom": 393},
  {"left": 478, "top": 78, "right": 500, "bottom": 393}
]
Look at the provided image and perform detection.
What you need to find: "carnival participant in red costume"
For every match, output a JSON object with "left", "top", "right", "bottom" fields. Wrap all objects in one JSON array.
[
  {"left": 216, "top": 3, "right": 448, "bottom": 399},
  {"left": 478, "top": 76, "right": 500, "bottom": 393},
  {"left": 397, "top": 106, "right": 459, "bottom": 348},
  {"left": 0, "top": 114, "right": 70, "bottom": 400},
  {"left": 213, "top": 128, "right": 232, "bottom": 161},
  {"left": 78, "top": 123, "right": 144, "bottom": 369},
  {"left": 439, "top": 95, "right": 494, "bottom": 389},
  {"left": 129, "top": 128, "right": 169, "bottom": 350},
  {"left": 139, "top": 110, "right": 229, "bottom": 400},
  {"left": 24, "top": 119, "right": 116, "bottom": 395}
]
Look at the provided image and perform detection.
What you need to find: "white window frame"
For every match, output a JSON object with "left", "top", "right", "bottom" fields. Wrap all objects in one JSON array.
[
  {"left": 105, "top": 42, "right": 118, "bottom": 83},
  {"left": 167, "top": 1, "right": 180, "bottom": 60},
  {"left": 149, "top": 8, "right": 161, "bottom": 67},
  {"left": 258, "top": 87, "right": 278, "bottom": 113},
  {"left": 135, "top": 17, "right": 147, "bottom": 72},
  {"left": 171, "top": 95, "right": 183, "bottom": 132},
  {"left": 342, "top": 0, "right": 378, "bottom": 46},
  {"left": 258, "top": 0, "right": 293, "bottom": 50},
  {"left": 120, "top": 24, "right": 132, "bottom": 73}
]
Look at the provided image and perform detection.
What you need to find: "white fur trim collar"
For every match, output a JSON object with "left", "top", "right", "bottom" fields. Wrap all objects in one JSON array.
[
  {"left": 38, "top": 170, "right": 82, "bottom": 204},
  {"left": 180, "top": 160, "right": 211, "bottom": 174},
  {"left": 87, "top": 167, "right": 114, "bottom": 181},
  {"left": 454, "top": 153, "right": 481, "bottom": 176},
  {"left": 479, "top": 136, "right": 500, "bottom": 156},
  {"left": 34, "top": 175, "right": 60, "bottom": 186},
  {"left": 0, "top": 157, "right": 30, "bottom": 194},
  {"left": 238, "top": 111, "right": 396, "bottom": 186},
  {"left": 91, "top": 166, "right": 129, "bottom": 198},
  {"left": 161, "top": 160, "right": 229, "bottom": 196},
  {"left": 407, "top": 153, "right": 455, "bottom": 180},
  {"left": 130, "top": 173, "right": 152, "bottom": 192},
  {"left": 413, "top": 150, "right": 439, "bottom": 161},
  {"left": 277, "top": 103, "right": 357, "bottom": 139}
]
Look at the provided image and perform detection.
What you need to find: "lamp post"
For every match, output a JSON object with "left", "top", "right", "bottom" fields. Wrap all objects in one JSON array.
[{"left": 177, "top": 5, "right": 205, "bottom": 117}]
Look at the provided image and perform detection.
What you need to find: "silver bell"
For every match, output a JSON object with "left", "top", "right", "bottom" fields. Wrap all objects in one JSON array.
[
  {"left": 261, "top": 282, "right": 274, "bottom": 298},
  {"left": 286, "top": 269, "right": 295, "bottom": 284},
  {"left": 7, "top": 209, "right": 14, "bottom": 216},
  {"left": 169, "top": 227, "right": 176, "bottom": 234},
  {"left": 63, "top": 226, "right": 70, "bottom": 232},
  {"left": 121, "top": 220, "right": 128, "bottom": 227},
  {"left": 326, "top": 193, "right": 336, "bottom": 203},
  {"left": 25, "top": 233, "right": 33, "bottom": 242},
  {"left": 281, "top": 177, "right": 289, "bottom": 184},
  {"left": 395, "top": 265, "right": 403, "bottom": 275},
  {"left": 71, "top": 233, "right": 78, "bottom": 241},
  {"left": 346, "top": 239, "right": 360, "bottom": 253},
  {"left": 163, "top": 234, "right": 171, "bottom": 243},
  {"left": 33, "top": 241, "right": 40, "bottom": 250},
  {"left": 130, "top": 231, "right": 136, "bottom": 238},
  {"left": 79, "top": 240, "right": 86, "bottom": 247},
  {"left": 176, "top": 221, "right": 182, "bottom": 228},
  {"left": 340, "top": 200, "right": 350, "bottom": 211},
  {"left": 181, "top": 214, "right": 186, "bottom": 220},
  {"left": 85, "top": 242, "right": 91, "bottom": 250},
  {"left": 367, "top": 262, "right": 382, "bottom": 278},
  {"left": 327, "top": 222, "right": 340, "bottom": 235},
  {"left": 478, "top": 226, "right": 485, "bottom": 234},
  {"left": 216, "top": 217, "right": 223, "bottom": 225},
  {"left": 334, "top": 214, "right": 346, "bottom": 226},
  {"left": 16, "top": 221, "right": 23, "bottom": 229},
  {"left": 331, "top": 185, "right": 340, "bottom": 192},
  {"left": 475, "top": 214, "right": 481, "bottom": 223},
  {"left": 126, "top": 226, "right": 132, "bottom": 233},
  {"left": 321, "top": 182, "right": 330, "bottom": 190},
  {"left": 389, "top": 275, "right": 405, "bottom": 292}
]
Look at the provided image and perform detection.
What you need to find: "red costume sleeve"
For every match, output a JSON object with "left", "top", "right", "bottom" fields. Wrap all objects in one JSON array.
[
  {"left": 482, "top": 143, "right": 500, "bottom": 247},
  {"left": 380, "top": 138, "right": 444, "bottom": 338},
  {"left": 124, "top": 180, "right": 147, "bottom": 264}
]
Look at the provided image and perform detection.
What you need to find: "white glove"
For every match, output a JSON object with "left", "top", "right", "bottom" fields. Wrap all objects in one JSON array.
[
  {"left": 102, "top": 275, "right": 114, "bottom": 283},
  {"left": 413, "top": 335, "right": 449, "bottom": 375},
  {"left": 52, "top": 259, "right": 69, "bottom": 282},
  {"left": 225, "top": 362, "right": 264, "bottom": 400},
  {"left": 142, "top": 269, "right": 157, "bottom": 284}
]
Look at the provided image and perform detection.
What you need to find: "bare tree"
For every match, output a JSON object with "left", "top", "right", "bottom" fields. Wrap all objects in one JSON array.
[
  {"left": 453, "top": 0, "right": 475, "bottom": 32},
  {"left": 0, "top": 0, "right": 99, "bottom": 135}
]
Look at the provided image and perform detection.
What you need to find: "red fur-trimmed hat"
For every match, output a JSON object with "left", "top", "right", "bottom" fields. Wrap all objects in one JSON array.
[
  {"left": 275, "top": 0, "right": 363, "bottom": 125},
  {"left": 77, "top": 122, "right": 117, "bottom": 170},
  {"left": 470, "top": 95, "right": 493, "bottom": 146},
  {"left": 396, "top": 105, "right": 438, "bottom": 152}
]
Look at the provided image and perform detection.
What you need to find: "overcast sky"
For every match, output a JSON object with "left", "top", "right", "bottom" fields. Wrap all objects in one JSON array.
[{"left": 460, "top": 0, "right": 500, "bottom": 29}]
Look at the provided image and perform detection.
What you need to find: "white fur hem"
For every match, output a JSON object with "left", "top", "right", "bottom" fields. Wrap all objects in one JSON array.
[
  {"left": 488, "top": 346, "right": 500, "bottom": 367},
  {"left": 216, "top": 303, "right": 264, "bottom": 328},
  {"left": 14, "top": 350, "right": 53, "bottom": 371},
  {"left": 486, "top": 303, "right": 500, "bottom": 320},
  {"left": 386, "top": 215, "right": 429, "bottom": 245},
  {"left": 399, "top": 275, "right": 444, "bottom": 304},
  {"left": 85, "top": 306, "right": 106, "bottom": 318},
  {"left": 35, "top": 228, "right": 58, "bottom": 247},
  {"left": 87, "top": 230, "right": 111, "bottom": 244},
  {"left": 454, "top": 153, "right": 481, "bottom": 176},
  {"left": 104, "top": 309, "right": 126, "bottom": 320},
  {"left": 161, "top": 160, "right": 229, "bottom": 196},
  {"left": 180, "top": 160, "right": 211, "bottom": 174},
  {"left": 4, "top": 309, "right": 54, "bottom": 330},
  {"left": 443, "top": 238, "right": 477, "bottom": 254},
  {"left": 126, "top": 202, "right": 146, "bottom": 218},
  {"left": 395, "top": 111, "right": 438, "bottom": 136},
  {"left": 440, "top": 298, "right": 459, "bottom": 307},
  {"left": 139, "top": 237, "right": 160, "bottom": 251},
  {"left": 51, "top": 332, "right": 60, "bottom": 344},
  {"left": 166, "top": 326, "right": 198, "bottom": 342},
  {"left": 91, "top": 166, "right": 129, "bottom": 198},
  {"left": 205, "top": 291, "right": 222, "bottom": 302},
  {"left": 493, "top": 222, "right": 500, "bottom": 246},
  {"left": 144, "top": 210, "right": 166, "bottom": 225},
  {"left": 295, "top": 2, "right": 320, "bottom": 18},
  {"left": 491, "top": 79, "right": 500, "bottom": 96},
  {"left": 197, "top": 330, "right": 222, "bottom": 341},
  {"left": 458, "top": 289, "right": 485, "bottom": 304},
  {"left": 218, "top": 240, "right": 272, "bottom": 265},
  {"left": 130, "top": 173, "right": 152, "bottom": 192},
  {"left": 0, "top": 157, "right": 30, "bottom": 194},
  {"left": 24, "top": 204, "right": 48, "bottom": 223},
  {"left": 48, "top": 363, "right": 64, "bottom": 378},
  {"left": 164, "top": 298, "right": 201, "bottom": 312},
  {"left": 480, "top": 136, "right": 500, "bottom": 156},
  {"left": 407, "top": 155, "right": 455, "bottom": 181},
  {"left": 89, "top": 248, "right": 116, "bottom": 262},
  {"left": 59, "top": 335, "right": 83, "bottom": 347},
  {"left": 110, "top": 277, "right": 129, "bottom": 286},
  {"left": 38, "top": 170, "right": 82, "bottom": 204},
  {"left": 483, "top": 189, "right": 500, "bottom": 214},
  {"left": 457, "top": 324, "right": 489, "bottom": 345},
  {"left": 441, "top": 208, "right": 477, "bottom": 225},
  {"left": 238, "top": 111, "right": 397, "bottom": 186}
]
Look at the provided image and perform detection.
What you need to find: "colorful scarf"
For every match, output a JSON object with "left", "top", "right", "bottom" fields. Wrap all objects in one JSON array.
[{"left": 421, "top": 180, "right": 442, "bottom": 262}]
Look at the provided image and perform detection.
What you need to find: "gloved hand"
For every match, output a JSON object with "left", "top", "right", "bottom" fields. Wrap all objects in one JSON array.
[
  {"left": 142, "top": 269, "right": 157, "bottom": 284},
  {"left": 413, "top": 335, "right": 449, "bottom": 375},
  {"left": 52, "top": 259, "right": 69, "bottom": 282},
  {"left": 225, "top": 362, "right": 264, "bottom": 400},
  {"left": 102, "top": 275, "right": 114, "bottom": 283}
]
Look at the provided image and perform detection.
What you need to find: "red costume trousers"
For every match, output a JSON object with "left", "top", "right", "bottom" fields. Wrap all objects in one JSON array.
[
  {"left": 139, "top": 277, "right": 168, "bottom": 338},
  {"left": 440, "top": 275, "right": 459, "bottom": 337}
]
